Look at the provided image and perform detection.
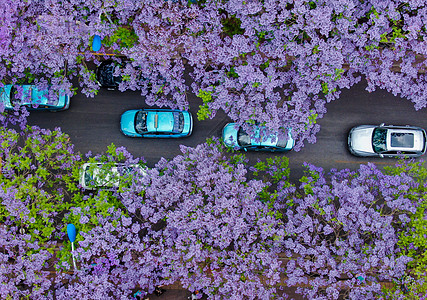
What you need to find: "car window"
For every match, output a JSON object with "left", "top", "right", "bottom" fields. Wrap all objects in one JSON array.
[
  {"left": 10, "top": 86, "right": 21, "bottom": 106},
  {"left": 84, "top": 165, "right": 95, "bottom": 185},
  {"left": 172, "top": 112, "right": 184, "bottom": 133},
  {"left": 277, "top": 135, "right": 288, "bottom": 148},
  {"left": 135, "top": 111, "right": 148, "bottom": 134},
  {"left": 372, "top": 128, "right": 387, "bottom": 153},
  {"left": 390, "top": 132, "right": 414, "bottom": 148},
  {"left": 237, "top": 128, "right": 251, "bottom": 147}
]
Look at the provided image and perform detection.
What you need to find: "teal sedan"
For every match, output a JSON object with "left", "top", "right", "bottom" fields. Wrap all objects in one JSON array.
[
  {"left": 0, "top": 84, "right": 70, "bottom": 111},
  {"left": 120, "top": 108, "right": 193, "bottom": 138},
  {"left": 222, "top": 123, "right": 295, "bottom": 152}
]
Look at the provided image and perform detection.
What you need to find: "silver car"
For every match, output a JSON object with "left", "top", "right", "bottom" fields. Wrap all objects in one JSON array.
[
  {"left": 79, "top": 163, "right": 147, "bottom": 190},
  {"left": 348, "top": 124, "right": 427, "bottom": 158}
]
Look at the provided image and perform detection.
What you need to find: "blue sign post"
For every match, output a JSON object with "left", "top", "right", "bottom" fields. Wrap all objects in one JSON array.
[
  {"left": 67, "top": 224, "right": 77, "bottom": 270},
  {"left": 92, "top": 35, "right": 102, "bottom": 52}
]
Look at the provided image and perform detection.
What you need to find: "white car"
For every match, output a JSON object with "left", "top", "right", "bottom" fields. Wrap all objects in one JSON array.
[
  {"left": 79, "top": 163, "right": 147, "bottom": 190},
  {"left": 348, "top": 124, "right": 427, "bottom": 158}
]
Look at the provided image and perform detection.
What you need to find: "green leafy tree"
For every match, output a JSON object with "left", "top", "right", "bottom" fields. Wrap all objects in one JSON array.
[{"left": 0, "top": 126, "right": 81, "bottom": 246}]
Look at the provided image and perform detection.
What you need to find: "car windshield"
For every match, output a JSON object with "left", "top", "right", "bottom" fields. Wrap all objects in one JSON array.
[
  {"left": 135, "top": 111, "right": 147, "bottom": 134},
  {"left": 172, "top": 112, "right": 184, "bottom": 133},
  {"left": 372, "top": 128, "right": 387, "bottom": 153},
  {"left": 10, "top": 86, "right": 22, "bottom": 106},
  {"left": 276, "top": 131, "right": 289, "bottom": 148},
  {"left": 84, "top": 165, "right": 94, "bottom": 184},
  {"left": 237, "top": 127, "right": 251, "bottom": 146},
  {"left": 390, "top": 132, "right": 414, "bottom": 148}
]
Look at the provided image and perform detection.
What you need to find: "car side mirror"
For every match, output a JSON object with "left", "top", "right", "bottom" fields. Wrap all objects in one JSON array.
[
  {"left": 379, "top": 154, "right": 384, "bottom": 158},
  {"left": 379, "top": 123, "right": 385, "bottom": 127}
]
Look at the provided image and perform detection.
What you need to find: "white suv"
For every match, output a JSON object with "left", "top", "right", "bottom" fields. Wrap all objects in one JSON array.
[
  {"left": 348, "top": 124, "right": 427, "bottom": 158},
  {"left": 79, "top": 163, "right": 147, "bottom": 190}
]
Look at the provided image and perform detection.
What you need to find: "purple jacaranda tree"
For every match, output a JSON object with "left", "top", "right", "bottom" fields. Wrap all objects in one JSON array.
[
  {"left": 259, "top": 160, "right": 423, "bottom": 299},
  {"left": 0, "top": 226, "right": 53, "bottom": 299}
]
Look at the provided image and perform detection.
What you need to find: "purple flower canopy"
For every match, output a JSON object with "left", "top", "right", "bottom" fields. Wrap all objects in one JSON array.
[{"left": 1, "top": 0, "right": 427, "bottom": 298}]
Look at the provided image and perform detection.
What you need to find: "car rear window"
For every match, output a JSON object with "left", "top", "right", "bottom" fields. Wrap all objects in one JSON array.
[
  {"left": 391, "top": 132, "right": 414, "bottom": 148},
  {"left": 172, "top": 112, "right": 184, "bottom": 133}
]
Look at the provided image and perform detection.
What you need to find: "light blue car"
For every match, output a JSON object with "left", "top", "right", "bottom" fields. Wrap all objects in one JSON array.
[
  {"left": 0, "top": 84, "right": 70, "bottom": 111},
  {"left": 222, "top": 123, "right": 295, "bottom": 152},
  {"left": 120, "top": 108, "right": 193, "bottom": 138}
]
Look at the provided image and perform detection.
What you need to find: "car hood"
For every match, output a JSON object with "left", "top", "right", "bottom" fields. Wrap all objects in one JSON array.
[
  {"left": 120, "top": 110, "right": 138, "bottom": 136},
  {"left": 349, "top": 126, "right": 375, "bottom": 153},
  {"left": 222, "top": 123, "right": 239, "bottom": 147}
]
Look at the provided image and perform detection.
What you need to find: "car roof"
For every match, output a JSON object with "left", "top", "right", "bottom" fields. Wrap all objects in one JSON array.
[
  {"left": 81, "top": 163, "right": 147, "bottom": 188},
  {"left": 145, "top": 110, "right": 175, "bottom": 133},
  {"left": 385, "top": 127, "right": 425, "bottom": 151},
  {"left": 237, "top": 125, "right": 279, "bottom": 147},
  {"left": 3, "top": 84, "right": 59, "bottom": 106}
]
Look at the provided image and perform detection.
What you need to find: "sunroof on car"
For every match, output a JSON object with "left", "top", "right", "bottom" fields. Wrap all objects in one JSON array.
[{"left": 390, "top": 132, "right": 414, "bottom": 148}]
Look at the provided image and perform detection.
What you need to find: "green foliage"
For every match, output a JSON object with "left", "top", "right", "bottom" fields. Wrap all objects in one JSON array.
[
  {"left": 364, "top": 43, "right": 379, "bottom": 51},
  {"left": 304, "top": 110, "right": 318, "bottom": 130},
  {"left": 103, "top": 26, "right": 139, "bottom": 49},
  {"left": 308, "top": 1, "right": 317, "bottom": 9},
  {"left": 334, "top": 68, "right": 344, "bottom": 81},
  {"left": 252, "top": 157, "right": 293, "bottom": 219},
  {"left": 0, "top": 126, "right": 80, "bottom": 246},
  {"left": 299, "top": 165, "right": 321, "bottom": 196},
  {"left": 312, "top": 45, "right": 319, "bottom": 54},
  {"left": 221, "top": 13, "right": 245, "bottom": 37},
  {"left": 106, "top": 143, "right": 125, "bottom": 161},
  {"left": 252, "top": 156, "right": 290, "bottom": 184},
  {"left": 321, "top": 82, "right": 329, "bottom": 94},
  {"left": 260, "top": 60, "right": 270, "bottom": 71},
  {"left": 196, "top": 89, "right": 214, "bottom": 121},
  {"left": 226, "top": 66, "right": 239, "bottom": 79},
  {"left": 255, "top": 30, "right": 274, "bottom": 49}
]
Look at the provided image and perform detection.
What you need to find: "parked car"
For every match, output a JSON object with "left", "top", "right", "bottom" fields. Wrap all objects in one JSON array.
[
  {"left": 79, "top": 163, "right": 147, "bottom": 190},
  {"left": 222, "top": 123, "right": 295, "bottom": 152},
  {"left": 96, "top": 60, "right": 123, "bottom": 89},
  {"left": 348, "top": 123, "right": 427, "bottom": 158},
  {"left": 95, "top": 60, "right": 166, "bottom": 92},
  {"left": 0, "top": 84, "right": 70, "bottom": 111},
  {"left": 120, "top": 108, "right": 193, "bottom": 138}
]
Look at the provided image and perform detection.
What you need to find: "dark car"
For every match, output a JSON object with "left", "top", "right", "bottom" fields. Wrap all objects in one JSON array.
[{"left": 95, "top": 60, "right": 123, "bottom": 89}]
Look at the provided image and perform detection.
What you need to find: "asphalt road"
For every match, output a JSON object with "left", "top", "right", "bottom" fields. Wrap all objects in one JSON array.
[{"left": 27, "top": 80, "right": 427, "bottom": 183}]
